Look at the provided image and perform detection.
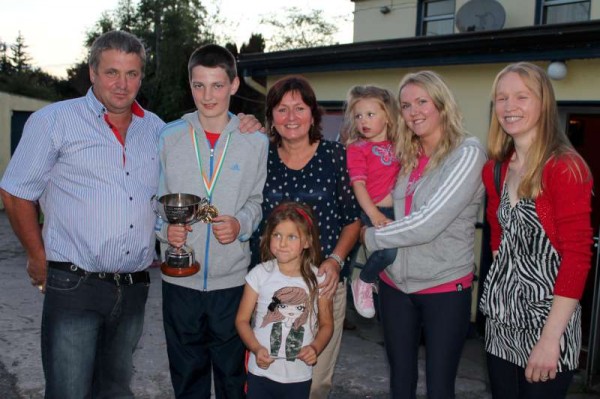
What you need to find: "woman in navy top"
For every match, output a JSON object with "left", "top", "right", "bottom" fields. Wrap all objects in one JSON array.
[{"left": 250, "top": 75, "right": 360, "bottom": 399}]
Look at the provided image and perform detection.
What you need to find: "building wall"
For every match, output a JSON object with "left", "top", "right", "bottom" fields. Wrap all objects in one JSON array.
[
  {"left": 267, "top": 58, "right": 600, "bottom": 146},
  {"left": 0, "top": 91, "right": 50, "bottom": 209},
  {"left": 352, "top": 0, "right": 600, "bottom": 42},
  {"left": 353, "top": 0, "right": 419, "bottom": 41}
]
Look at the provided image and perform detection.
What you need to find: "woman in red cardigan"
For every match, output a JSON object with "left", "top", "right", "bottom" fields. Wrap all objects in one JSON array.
[{"left": 479, "top": 62, "right": 594, "bottom": 399}]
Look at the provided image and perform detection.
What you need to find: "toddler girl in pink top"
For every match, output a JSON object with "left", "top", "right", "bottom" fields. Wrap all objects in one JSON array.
[{"left": 344, "top": 85, "right": 401, "bottom": 318}]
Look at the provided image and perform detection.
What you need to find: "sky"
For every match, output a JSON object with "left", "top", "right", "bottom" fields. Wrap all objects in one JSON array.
[{"left": 0, "top": 0, "right": 355, "bottom": 78}]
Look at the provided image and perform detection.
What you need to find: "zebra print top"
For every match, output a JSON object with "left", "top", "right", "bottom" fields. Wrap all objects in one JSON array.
[{"left": 480, "top": 187, "right": 581, "bottom": 371}]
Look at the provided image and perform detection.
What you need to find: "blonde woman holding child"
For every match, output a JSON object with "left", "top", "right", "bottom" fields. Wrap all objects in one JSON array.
[
  {"left": 344, "top": 85, "right": 402, "bottom": 318},
  {"left": 362, "top": 71, "right": 486, "bottom": 398},
  {"left": 236, "top": 202, "right": 334, "bottom": 399}
]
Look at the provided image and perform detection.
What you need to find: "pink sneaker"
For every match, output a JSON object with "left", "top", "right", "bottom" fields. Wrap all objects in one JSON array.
[{"left": 351, "top": 278, "right": 375, "bottom": 318}]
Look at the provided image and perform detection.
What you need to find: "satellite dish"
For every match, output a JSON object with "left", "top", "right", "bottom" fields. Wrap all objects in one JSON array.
[{"left": 456, "top": 0, "right": 506, "bottom": 32}]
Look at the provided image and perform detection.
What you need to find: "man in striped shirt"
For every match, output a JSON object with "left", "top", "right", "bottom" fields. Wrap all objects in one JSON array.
[{"left": 0, "top": 30, "right": 163, "bottom": 398}]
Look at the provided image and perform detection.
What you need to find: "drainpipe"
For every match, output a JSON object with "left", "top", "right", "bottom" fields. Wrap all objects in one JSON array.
[{"left": 243, "top": 75, "right": 267, "bottom": 96}]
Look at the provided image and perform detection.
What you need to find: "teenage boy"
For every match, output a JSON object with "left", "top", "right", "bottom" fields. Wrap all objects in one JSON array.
[{"left": 158, "top": 44, "right": 268, "bottom": 399}]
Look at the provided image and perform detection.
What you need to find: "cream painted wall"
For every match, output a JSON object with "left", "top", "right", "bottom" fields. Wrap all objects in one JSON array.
[
  {"left": 352, "top": 0, "right": 600, "bottom": 42},
  {"left": 501, "top": 1, "right": 536, "bottom": 28},
  {"left": 353, "top": 0, "right": 418, "bottom": 41},
  {"left": 268, "top": 59, "right": 600, "bottom": 146},
  {"left": 0, "top": 92, "right": 50, "bottom": 208}
]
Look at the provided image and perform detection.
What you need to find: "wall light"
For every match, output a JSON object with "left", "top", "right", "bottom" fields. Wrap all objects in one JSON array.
[
  {"left": 547, "top": 61, "right": 567, "bottom": 80},
  {"left": 380, "top": 6, "right": 391, "bottom": 14}
]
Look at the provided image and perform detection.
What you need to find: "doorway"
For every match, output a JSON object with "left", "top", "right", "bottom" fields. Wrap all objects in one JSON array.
[{"left": 564, "top": 111, "right": 600, "bottom": 384}]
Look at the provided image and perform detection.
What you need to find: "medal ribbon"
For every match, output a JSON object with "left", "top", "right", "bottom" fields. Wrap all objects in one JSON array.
[{"left": 189, "top": 125, "right": 231, "bottom": 199}]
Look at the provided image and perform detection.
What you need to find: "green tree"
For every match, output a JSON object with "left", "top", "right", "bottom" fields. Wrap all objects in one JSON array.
[
  {"left": 261, "top": 7, "right": 339, "bottom": 51},
  {"left": 85, "top": 11, "right": 118, "bottom": 47},
  {"left": 10, "top": 32, "right": 32, "bottom": 73},
  {"left": 116, "top": 0, "right": 137, "bottom": 32},
  {"left": 133, "top": 0, "right": 214, "bottom": 120},
  {"left": 240, "top": 33, "right": 266, "bottom": 55},
  {"left": 0, "top": 33, "right": 66, "bottom": 101},
  {"left": 0, "top": 40, "right": 14, "bottom": 76}
]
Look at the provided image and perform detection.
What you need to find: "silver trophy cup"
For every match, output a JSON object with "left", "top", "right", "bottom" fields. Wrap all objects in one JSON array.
[{"left": 152, "top": 193, "right": 217, "bottom": 277}]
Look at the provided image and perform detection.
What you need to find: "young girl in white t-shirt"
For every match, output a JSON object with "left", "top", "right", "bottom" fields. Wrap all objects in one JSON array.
[{"left": 236, "top": 202, "right": 334, "bottom": 399}]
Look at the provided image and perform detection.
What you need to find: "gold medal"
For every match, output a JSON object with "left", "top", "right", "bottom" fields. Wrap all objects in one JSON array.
[{"left": 198, "top": 204, "right": 219, "bottom": 223}]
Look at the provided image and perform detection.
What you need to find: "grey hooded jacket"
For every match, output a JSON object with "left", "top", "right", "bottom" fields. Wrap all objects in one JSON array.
[{"left": 364, "top": 136, "right": 486, "bottom": 293}]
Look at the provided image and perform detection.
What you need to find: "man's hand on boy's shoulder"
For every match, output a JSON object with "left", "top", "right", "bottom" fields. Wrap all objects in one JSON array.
[
  {"left": 237, "top": 113, "right": 265, "bottom": 133},
  {"left": 211, "top": 215, "right": 241, "bottom": 244}
]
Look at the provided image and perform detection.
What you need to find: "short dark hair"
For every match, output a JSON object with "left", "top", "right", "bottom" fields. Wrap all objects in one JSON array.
[
  {"left": 187, "top": 44, "right": 237, "bottom": 82},
  {"left": 265, "top": 75, "right": 323, "bottom": 146},
  {"left": 88, "top": 31, "right": 146, "bottom": 73}
]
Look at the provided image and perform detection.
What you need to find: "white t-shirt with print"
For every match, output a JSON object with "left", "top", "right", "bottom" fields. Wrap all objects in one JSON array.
[{"left": 245, "top": 259, "right": 323, "bottom": 383}]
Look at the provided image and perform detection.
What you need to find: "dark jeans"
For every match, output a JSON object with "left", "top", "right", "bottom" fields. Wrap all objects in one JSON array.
[
  {"left": 379, "top": 281, "right": 471, "bottom": 399},
  {"left": 360, "top": 207, "right": 397, "bottom": 283},
  {"left": 247, "top": 372, "right": 311, "bottom": 399},
  {"left": 486, "top": 353, "right": 574, "bottom": 399},
  {"left": 163, "top": 282, "right": 246, "bottom": 399},
  {"left": 42, "top": 267, "right": 149, "bottom": 399}
]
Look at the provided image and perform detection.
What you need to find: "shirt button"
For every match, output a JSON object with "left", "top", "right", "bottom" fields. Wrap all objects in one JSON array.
[
  {"left": 126, "top": 172, "right": 130, "bottom": 176},
  {"left": 129, "top": 197, "right": 133, "bottom": 201},
  {"left": 126, "top": 251, "right": 130, "bottom": 255},
  {"left": 130, "top": 224, "right": 134, "bottom": 229}
]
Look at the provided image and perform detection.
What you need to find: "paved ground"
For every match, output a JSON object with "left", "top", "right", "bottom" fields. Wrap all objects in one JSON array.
[{"left": 0, "top": 209, "right": 599, "bottom": 398}]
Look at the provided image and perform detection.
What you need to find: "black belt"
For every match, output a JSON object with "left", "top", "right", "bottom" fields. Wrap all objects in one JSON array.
[{"left": 48, "top": 261, "right": 150, "bottom": 286}]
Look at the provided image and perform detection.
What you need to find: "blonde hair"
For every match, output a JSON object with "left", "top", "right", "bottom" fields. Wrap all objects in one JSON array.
[
  {"left": 342, "top": 85, "right": 400, "bottom": 146},
  {"left": 487, "top": 62, "right": 590, "bottom": 198},
  {"left": 397, "top": 71, "right": 467, "bottom": 175}
]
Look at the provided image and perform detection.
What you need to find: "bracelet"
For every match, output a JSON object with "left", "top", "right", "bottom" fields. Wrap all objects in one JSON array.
[{"left": 326, "top": 253, "right": 344, "bottom": 269}]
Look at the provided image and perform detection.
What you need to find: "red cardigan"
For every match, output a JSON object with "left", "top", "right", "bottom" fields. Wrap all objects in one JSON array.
[{"left": 482, "top": 155, "right": 593, "bottom": 299}]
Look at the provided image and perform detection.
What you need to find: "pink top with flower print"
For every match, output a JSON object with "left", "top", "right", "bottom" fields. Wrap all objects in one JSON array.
[{"left": 347, "top": 140, "right": 401, "bottom": 204}]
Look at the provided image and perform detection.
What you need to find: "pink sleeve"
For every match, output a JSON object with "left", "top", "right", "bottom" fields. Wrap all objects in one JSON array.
[
  {"left": 548, "top": 156, "right": 594, "bottom": 299},
  {"left": 346, "top": 143, "right": 367, "bottom": 184}
]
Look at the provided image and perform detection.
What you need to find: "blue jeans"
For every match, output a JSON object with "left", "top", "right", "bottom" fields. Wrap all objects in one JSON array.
[
  {"left": 42, "top": 267, "right": 149, "bottom": 399},
  {"left": 360, "top": 207, "right": 397, "bottom": 283},
  {"left": 379, "top": 281, "right": 471, "bottom": 399}
]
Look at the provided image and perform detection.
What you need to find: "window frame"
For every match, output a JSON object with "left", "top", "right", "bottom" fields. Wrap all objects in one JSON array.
[
  {"left": 535, "top": 0, "right": 591, "bottom": 25},
  {"left": 416, "top": 0, "right": 456, "bottom": 36}
]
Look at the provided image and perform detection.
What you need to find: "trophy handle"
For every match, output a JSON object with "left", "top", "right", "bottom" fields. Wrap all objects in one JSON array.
[{"left": 150, "top": 195, "right": 162, "bottom": 219}]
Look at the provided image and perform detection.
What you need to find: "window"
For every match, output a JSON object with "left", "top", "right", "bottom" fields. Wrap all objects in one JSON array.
[
  {"left": 538, "top": 0, "right": 590, "bottom": 24},
  {"left": 418, "top": 0, "right": 456, "bottom": 36}
]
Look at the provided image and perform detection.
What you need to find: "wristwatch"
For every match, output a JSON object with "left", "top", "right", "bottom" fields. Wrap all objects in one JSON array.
[{"left": 327, "top": 253, "right": 345, "bottom": 269}]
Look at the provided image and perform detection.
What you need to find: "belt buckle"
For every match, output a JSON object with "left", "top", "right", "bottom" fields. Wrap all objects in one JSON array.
[
  {"left": 124, "top": 273, "right": 134, "bottom": 285},
  {"left": 113, "top": 273, "right": 134, "bottom": 286}
]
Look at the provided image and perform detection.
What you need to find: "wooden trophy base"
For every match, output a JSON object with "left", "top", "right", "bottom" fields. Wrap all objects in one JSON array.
[{"left": 161, "top": 262, "right": 200, "bottom": 277}]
